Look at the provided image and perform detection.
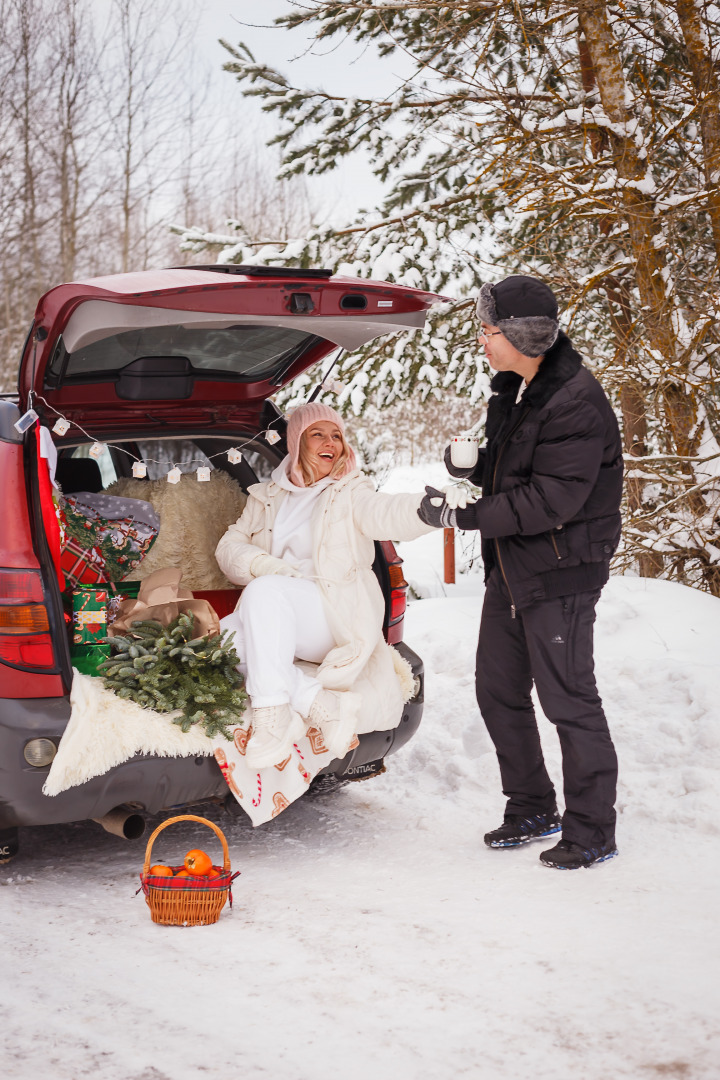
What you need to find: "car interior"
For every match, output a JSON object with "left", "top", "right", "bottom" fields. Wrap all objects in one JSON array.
[{"left": 54, "top": 434, "right": 284, "bottom": 619}]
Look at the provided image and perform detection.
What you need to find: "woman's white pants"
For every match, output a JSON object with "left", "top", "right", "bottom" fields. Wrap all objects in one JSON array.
[{"left": 220, "top": 576, "right": 336, "bottom": 716}]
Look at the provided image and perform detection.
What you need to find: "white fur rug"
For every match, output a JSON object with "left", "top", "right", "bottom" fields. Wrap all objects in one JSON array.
[{"left": 43, "top": 670, "right": 214, "bottom": 797}]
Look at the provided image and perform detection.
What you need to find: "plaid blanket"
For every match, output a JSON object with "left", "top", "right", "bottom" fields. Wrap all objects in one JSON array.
[{"left": 61, "top": 532, "right": 110, "bottom": 588}]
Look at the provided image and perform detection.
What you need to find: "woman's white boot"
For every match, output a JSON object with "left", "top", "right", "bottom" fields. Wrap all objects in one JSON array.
[
  {"left": 245, "top": 704, "right": 304, "bottom": 769},
  {"left": 308, "top": 689, "right": 360, "bottom": 760}
]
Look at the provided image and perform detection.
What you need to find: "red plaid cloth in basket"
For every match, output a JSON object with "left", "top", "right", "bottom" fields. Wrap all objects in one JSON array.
[{"left": 139, "top": 867, "right": 240, "bottom": 906}]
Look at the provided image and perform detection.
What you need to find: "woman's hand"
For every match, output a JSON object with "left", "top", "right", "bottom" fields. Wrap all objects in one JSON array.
[{"left": 250, "top": 553, "right": 302, "bottom": 579}]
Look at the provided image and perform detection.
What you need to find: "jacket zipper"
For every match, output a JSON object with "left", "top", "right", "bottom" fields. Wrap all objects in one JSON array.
[{"left": 491, "top": 407, "right": 529, "bottom": 620}]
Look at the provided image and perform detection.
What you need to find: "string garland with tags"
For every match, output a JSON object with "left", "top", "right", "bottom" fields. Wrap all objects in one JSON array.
[
  {"left": 14, "top": 347, "right": 347, "bottom": 482},
  {"left": 15, "top": 392, "right": 286, "bottom": 483}
]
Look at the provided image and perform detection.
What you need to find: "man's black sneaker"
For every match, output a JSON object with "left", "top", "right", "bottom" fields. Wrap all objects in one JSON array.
[
  {"left": 484, "top": 811, "right": 562, "bottom": 849},
  {"left": 539, "top": 838, "right": 618, "bottom": 869}
]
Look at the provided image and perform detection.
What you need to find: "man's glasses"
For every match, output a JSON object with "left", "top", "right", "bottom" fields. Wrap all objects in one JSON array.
[{"left": 477, "top": 327, "right": 503, "bottom": 341}]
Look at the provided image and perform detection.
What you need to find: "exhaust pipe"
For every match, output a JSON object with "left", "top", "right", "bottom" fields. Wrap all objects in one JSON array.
[{"left": 93, "top": 805, "right": 146, "bottom": 840}]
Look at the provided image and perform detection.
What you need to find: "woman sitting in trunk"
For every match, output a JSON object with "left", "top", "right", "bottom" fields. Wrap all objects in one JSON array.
[{"left": 215, "top": 402, "right": 445, "bottom": 770}]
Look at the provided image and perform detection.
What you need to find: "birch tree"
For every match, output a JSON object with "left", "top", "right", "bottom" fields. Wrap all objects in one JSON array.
[{"left": 0, "top": 0, "right": 215, "bottom": 386}]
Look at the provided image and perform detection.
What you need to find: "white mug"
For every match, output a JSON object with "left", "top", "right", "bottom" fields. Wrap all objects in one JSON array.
[{"left": 450, "top": 435, "right": 479, "bottom": 469}]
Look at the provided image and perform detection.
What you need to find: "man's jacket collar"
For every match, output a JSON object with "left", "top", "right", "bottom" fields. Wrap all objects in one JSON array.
[{"left": 489, "top": 332, "right": 583, "bottom": 412}]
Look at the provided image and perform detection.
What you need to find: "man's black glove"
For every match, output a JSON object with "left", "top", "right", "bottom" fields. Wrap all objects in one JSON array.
[{"left": 417, "top": 486, "right": 457, "bottom": 529}]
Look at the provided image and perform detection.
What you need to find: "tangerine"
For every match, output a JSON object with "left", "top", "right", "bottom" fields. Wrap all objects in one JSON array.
[
  {"left": 184, "top": 849, "right": 213, "bottom": 876},
  {"left": 148, "top": 865, "right": 173, "bottom": 877}
]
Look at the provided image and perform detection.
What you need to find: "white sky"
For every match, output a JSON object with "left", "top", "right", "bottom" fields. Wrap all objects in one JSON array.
[{"left": 191, "top": 0, "right": 414, "bottom": 214}]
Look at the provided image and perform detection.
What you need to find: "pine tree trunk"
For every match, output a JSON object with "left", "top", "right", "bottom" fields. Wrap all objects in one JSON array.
[
  {"left": 603, "top": 275, "right": 665, "bottom": 578},
  {"left": 577, "top": 28, "right": 650, "bottom": 497},
  {"left": 675, "top": 0, "right": 720, "bottom": 265},
  {"left": 577, "top": 0, "right": 699, "bottom": 460}
]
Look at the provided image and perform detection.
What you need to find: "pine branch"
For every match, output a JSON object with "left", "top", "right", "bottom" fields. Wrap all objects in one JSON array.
[{"left": 98, "top": 614, "right": 247, "bottom": 741}]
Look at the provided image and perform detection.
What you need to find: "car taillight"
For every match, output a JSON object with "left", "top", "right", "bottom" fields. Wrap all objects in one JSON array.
[
  {"left": 0, "top": 569, "right": 44, "bottom": 602},
  {"left": 0, "top": 605, "right": 50, "bottom": 633},
  {"left": 388, "top": 562, "right": 408, "bottom": 625},
  {"left": 0, "top": 568, "right": 56, "bottom": 670},
  {"left": 0, "top": 634, "right": 56, "bottom": 668}
]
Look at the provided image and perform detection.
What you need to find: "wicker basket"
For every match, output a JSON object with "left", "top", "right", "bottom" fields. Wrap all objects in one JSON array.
[{"left": 140, "top": 814, "right": 239, "bottom": 926}]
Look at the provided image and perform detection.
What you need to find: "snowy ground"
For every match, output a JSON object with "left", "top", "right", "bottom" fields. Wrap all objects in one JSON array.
[{"left": 3, "top": 468, "right": 720, "bottom": 1080}]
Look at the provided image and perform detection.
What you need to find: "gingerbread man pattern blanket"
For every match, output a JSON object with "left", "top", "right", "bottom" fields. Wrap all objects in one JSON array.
[{"left": 213, "top": 711, "right": 359, "bottom": 827}]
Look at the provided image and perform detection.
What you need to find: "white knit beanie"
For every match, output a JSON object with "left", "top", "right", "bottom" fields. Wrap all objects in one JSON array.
[{"left": 286, "top": 402, "right": 356, "bottom": 486}]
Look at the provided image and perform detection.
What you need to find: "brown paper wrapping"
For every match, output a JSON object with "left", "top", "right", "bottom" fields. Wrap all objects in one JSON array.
[{"left": 107, "top": 567, "right": 220, "bottom": 638}]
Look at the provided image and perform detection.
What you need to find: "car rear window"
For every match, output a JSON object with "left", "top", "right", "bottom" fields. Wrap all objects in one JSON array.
[
  {"left": 47, "top": 324, "right": 320, "bottom": 383},
  {"left": 134, "top": 440, "right": 214, "bottom": 480}
]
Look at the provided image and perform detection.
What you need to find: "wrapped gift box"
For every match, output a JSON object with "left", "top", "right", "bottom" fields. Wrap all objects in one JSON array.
[{"left": 71, "top": 585, "right": 110, "bottom": 676}]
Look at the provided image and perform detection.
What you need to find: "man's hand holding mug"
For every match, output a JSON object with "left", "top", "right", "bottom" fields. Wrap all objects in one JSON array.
[{"left": 449, "top": 434, "right": 480, "bottom": 470}]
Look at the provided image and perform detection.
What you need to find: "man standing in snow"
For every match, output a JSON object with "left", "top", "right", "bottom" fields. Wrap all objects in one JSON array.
[{"left": 418, "top": 275, "right": 623, "bottom": 869}]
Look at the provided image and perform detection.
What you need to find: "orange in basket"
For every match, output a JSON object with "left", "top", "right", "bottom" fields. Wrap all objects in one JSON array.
[
  {"left": 184, "top": 849, "right": 213, "bottom": 876},
  {"left": 139, "top": 815, "right": 239, "bottom": 926}
]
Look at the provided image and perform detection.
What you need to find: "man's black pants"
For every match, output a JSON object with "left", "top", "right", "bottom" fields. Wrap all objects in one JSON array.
[{"left": 476, "top": 571, "right": 618, "bottom": 848}]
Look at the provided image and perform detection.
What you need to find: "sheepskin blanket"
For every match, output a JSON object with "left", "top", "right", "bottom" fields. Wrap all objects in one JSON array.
[
  {"left": 42, "top": 669, "right": 214, "bottom": 797},
  {"left": 105, "top": 471, "right": 246, "bottom": 590},
  {"left": 43, "top": 648, "right": 415, "bottom": 799}
]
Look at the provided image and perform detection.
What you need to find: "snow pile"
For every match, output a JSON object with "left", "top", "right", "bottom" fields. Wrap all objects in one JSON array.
[
  {"left": 2, "top": 469, "right": 720, "bottom": 1080},
  {"left": 398, "top": 575, "right": 720, "bottom": 834}
]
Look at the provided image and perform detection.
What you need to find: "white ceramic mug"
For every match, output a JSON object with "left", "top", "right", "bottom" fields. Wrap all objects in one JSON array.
[{"left": 449, "top": 435, "right": 479, "bottom": 469}]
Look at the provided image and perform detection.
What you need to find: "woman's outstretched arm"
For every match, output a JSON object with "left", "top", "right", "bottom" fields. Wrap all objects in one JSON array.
[{"left": 351, "top": 477, "right": 438, "bottom": 542}]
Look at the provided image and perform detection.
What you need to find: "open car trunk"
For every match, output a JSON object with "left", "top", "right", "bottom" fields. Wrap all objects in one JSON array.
[
  {"left": 0, "top": 267, "right": 439, "bottom": 833},
  {"left": 18, "top": 266, "right": 445, "bottom": 695},
  {"left": 37, "top": 432, "right": 422, "bottom": 813}
]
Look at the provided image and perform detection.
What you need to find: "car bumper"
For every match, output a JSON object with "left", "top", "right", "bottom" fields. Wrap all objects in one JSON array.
[{"left": 0, "top": 695, "right": 226, "bottom": 829}]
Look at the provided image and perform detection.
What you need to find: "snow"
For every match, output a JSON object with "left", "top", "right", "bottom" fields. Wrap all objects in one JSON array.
[{"left": 3, "top": 467, "right": 720, "bottom": 1080}]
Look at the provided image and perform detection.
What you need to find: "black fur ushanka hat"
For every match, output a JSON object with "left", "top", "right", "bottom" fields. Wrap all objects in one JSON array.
[{"left": 476, "top": 275, "right": 560, "bottom": 357}]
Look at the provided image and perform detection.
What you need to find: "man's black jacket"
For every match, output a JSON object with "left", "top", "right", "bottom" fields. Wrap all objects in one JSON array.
[{"left": 448, "top": 332, "right": 623, "bottom": 611}]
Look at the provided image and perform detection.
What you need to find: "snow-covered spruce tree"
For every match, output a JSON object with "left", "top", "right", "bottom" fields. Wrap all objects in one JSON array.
[{"left": 175, "top": 1, "right": 720, "bottom": 594}]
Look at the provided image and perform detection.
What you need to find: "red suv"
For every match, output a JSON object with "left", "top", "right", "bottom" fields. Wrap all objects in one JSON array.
[{"left": 0, "top": 265, "right": 443, "bottom": 862}]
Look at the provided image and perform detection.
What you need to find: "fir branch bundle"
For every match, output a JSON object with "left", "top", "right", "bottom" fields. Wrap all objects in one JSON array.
[{"left": 98, "top": 614, "right": 247, "bottom": 740}]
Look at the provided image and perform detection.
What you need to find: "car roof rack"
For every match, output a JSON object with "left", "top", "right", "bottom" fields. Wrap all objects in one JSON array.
[{"left": 169, "top": 265, "right": 334, "bottom": 280}]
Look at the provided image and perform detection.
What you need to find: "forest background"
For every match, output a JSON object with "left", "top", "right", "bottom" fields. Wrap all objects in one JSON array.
[{"left": 2, "top": 0, "right": 719, "bottom": 595}]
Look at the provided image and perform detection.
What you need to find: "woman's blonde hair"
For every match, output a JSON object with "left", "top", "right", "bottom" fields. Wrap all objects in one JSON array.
[{"left": 298, "top": 424, "right": 353, "bottom": 486}]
